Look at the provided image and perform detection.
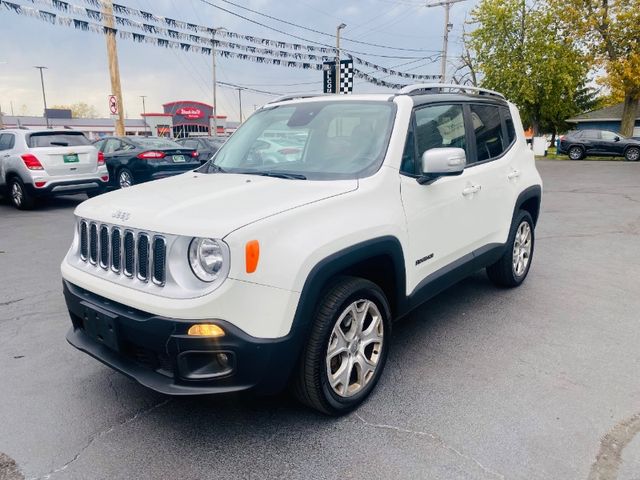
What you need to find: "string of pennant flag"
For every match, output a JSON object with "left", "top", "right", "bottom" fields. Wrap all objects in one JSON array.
[
  {"left": 17, "top": 0, "right": 441, "bottom": 81},
  {"left": 1, "top": 0, "right": 440, "bottom": 85}
]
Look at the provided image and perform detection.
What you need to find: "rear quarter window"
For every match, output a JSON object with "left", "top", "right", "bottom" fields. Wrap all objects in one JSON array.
[
  {"left": 0, "top": 133, "right": 15, "bottom": 150},
  {"left": 27, "top": 132, "right": 90, "bottom": 148}
]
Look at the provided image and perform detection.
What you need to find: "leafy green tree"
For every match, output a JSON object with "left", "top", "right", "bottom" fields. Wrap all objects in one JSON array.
[
  {"left": 549, "top": 0, "right": 640, "bottom": 136},
  {"left": 468, "top": 0, "right": 588, "bottom": 135}
]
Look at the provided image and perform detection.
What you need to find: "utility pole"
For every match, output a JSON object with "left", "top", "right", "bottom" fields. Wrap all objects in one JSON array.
[
  {"left": 237, "top": 87, "right": 244, "bottom": 123},
  {"left": 211, "top": 27, "right": 226, "bottom": 137},
  {"left": 426, "top": 0, "right": 466, "bottom": 83},
  {"left": 102, "top": 0, "right": 125, "bottom": 136},
  {"left": 335, "top": 23, "right": 347, "bottom": 94},
  {"left": 34, "top": 66, "right": 49, "bottom": 128},
  {"left": 140, "top": 95, "right": 148, "bottom": 135}
]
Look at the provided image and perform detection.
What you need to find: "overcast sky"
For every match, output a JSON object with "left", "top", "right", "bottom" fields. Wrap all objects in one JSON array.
[{"left": 0, "top": 0, "right": 474, "bottom": 121}]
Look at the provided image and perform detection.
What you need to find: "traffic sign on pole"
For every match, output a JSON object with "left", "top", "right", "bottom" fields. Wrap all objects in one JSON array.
[{"left": 108, "top": 95, "right": 118, "bottom": 116}]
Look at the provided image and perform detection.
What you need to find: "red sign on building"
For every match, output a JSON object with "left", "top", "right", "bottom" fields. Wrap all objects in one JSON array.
[{"left": 176, "top": 107, "right": 204, "bottom": 119}]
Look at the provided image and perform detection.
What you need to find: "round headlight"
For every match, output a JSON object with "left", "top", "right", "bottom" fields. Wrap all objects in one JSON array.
[{"left": 188, "top": 238, "right": 226, "bottom": 282}]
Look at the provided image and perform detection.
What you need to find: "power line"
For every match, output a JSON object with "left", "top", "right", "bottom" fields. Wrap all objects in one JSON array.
[
  {"left": 196, "top": 0, "right": 438, "bottom": 59},
  {"left": 208, "top": 0, "right": 436, "bottom": 53}
]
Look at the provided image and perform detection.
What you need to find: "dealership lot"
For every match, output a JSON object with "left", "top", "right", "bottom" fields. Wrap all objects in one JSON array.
[{"left": 0, "top": 160, "right": 639, "bottom": 479}]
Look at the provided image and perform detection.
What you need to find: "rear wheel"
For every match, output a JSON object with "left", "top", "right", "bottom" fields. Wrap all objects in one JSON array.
[
  {"left": 487, "top": 210, "right": 535, "bottom": 287},
  {"left": 624, "top": 147, "right": 640, "bottom": 162},
  {"left": 293, "top": 277, "right": 391, "bottom": 415},
  {"left": 568, "top": 146, "right": 584, "bottom": 160},
  {"left": 9, "top": 178, "right": 36, "bottom": 210},
  {"left": 117, "top": 168, "right": 134, "bottom": 189}
]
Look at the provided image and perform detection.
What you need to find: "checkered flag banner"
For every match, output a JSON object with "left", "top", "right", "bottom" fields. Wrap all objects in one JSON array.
[{"left": 339, "top": 60, "right": 354, "bottom": 94}]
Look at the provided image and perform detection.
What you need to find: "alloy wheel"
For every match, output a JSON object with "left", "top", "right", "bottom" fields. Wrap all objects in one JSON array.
[
  {"left": 10, "top": 182, "right": 23, "bottom": 207},
  {"left": 119, "top": 171, "right": 133, "bottom": 188},
  {"left": 568, "top": 147, "right": 583, "bottom": 160},
  {"left": 626, "top": 148, "right": 640, "bottom": 161},
  {"left": 512, "top": 221, "right": 532, "bottom": 277},
  {"left": 326, "top": 299, "right": 384, "bottom": 398}
]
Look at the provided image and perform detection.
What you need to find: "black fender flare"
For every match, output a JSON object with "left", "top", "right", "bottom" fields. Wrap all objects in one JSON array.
[
  {"left": 512, "top": 185, "right": 542, "bottom": 227},
  {"left": 281, "top": 236, "right": 406, "bottom": 368}
]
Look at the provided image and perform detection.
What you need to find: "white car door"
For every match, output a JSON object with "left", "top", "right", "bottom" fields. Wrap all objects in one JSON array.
[
  {"left": 460, "top": 103, "right": 516, "bottom": 249},
  {"left": 400, "top": 103, "right": 484, "bottom": 293},
  {"left": 0, "top": 132, "right": 17, "bottom": 188}
]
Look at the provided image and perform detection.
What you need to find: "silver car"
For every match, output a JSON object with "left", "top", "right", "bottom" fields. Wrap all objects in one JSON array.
[{"left": 0, "top": 129, "right": 109, "bottom": 210}]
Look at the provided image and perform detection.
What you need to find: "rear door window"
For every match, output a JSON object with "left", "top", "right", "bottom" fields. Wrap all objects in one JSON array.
[
  {"left": 103, "top": 139, "right": 122, "bottom": 154},
  {"left": 27, "top": 132, "right": 90, "bottom": 148},
  {"left": 0, "top": 133, "right": 15, "bottom": 151},
  {"left": 469, "top": 104, "right": 507, "bottom": 162}
]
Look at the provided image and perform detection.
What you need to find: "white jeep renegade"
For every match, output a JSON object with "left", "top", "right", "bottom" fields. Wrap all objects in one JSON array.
[{"left": 61, "top": 84, "right": 542, "bottom": 415}]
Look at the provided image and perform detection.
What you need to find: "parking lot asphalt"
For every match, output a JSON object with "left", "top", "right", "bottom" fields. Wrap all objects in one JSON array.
[{"left": 0, "top": 159, "right": 639, "bottom": 480}]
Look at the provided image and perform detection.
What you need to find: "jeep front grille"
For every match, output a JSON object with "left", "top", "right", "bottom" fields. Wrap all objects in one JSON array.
[{"left": 78, "top": 220, "right": 166, "bottom": 286}]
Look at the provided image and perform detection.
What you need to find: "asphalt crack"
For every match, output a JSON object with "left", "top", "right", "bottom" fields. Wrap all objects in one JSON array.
[
  {"left": 0, "top": 298, "right": 24, "bottom": 307},
  {"left": 353, "top": 412, "right": 505, "bottom": 479},
  {"left": 587, "top": 412, "right": 640, "bottom": 480},
  {"left": 30, "top": 399, "right": 171, "bottom": 480}
]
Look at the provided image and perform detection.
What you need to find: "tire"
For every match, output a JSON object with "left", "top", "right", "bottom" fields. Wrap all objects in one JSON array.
[
  {"left": 486, "top": 210, "right": 535, "bottom": 288},
  {"left": 624, "top": 147, "right": 640, "bottom": 162},
  {"left": 117, "top": 168, "right": 134, "bottom": 189},
  {"left": 293, "top": 276, "right": 391, "bottom": 416},
  {"left": 8, "top": 177, "right": 36, "bottom": 210},
  {"left": 568, "top": 146, "right": 584, "bottom": 160}
]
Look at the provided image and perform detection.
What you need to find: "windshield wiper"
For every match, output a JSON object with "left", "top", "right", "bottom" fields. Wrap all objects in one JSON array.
[
  {"left": 207, "top": 163, "right": 227, "bottom": 173},
  {"left": 252, "top": 171, "right": 307, "bottom": 180}
]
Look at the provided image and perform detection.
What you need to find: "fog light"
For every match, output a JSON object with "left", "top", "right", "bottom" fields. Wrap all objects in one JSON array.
[
  {"left": 34, "top": 181, "right": 46, "bottom": 188},
  {"left": 187, "top": 323, "right": 225, "bottom": 337},
  {"left": 216, "top": 353, "right": 229, "bottom": 367}
]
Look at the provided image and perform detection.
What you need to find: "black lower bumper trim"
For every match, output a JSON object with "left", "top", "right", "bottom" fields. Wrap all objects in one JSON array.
[{"left": 63, "top": 280, "right": 300, "bottom": 396}]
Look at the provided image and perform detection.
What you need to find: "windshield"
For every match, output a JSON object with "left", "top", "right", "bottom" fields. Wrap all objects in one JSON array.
[
  {"left": 205, "top": 101, "right": 396, "bottom": 180},
  {"left": 130, "top": 137, "right": 183, "bottom": 149}
]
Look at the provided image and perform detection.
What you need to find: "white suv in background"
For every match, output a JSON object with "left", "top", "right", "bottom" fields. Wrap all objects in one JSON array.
[
  {"left": 0, "top": 129, "right": 108, "bottom": 209},
  {"left": 61, "top": 84, "right": 542, "bottom": 415}
]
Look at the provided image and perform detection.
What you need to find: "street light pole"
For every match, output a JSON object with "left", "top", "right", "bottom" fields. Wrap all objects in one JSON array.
[
  {"left": 212, "top": 27, "right": 226, "bottom": 137},
  {"left": 237, "top": 87, "right": 244, "bottom": 123},
  {"left": 140, "top": 95, "right": 148, "bottom": 135},
  {"left": 335, "top": 23, "right": 347, "bottom": 94},
  {"left": 426, "top": 0, "right": 466, "bottom": 83},
  {"left": 34, "top": 66, "right": 49, "bottom": 128}
]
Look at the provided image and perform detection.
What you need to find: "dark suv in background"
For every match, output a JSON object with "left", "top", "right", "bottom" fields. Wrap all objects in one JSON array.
[{"left": 558, "top": 129, "right": 640, "bottom": 161}]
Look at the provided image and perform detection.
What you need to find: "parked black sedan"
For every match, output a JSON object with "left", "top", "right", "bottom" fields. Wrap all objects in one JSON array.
[
  {"left": 558, "top": 129, "right": 640, "bottom": 161},
  {"left": 175, "top": 136, "right": 226, "bottom": 164},
  {"left": 93, "top": 137, "right": 200, "bottom": 189}
]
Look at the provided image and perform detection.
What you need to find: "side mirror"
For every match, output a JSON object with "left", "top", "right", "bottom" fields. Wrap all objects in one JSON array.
[
  {"left": 614, "top": 136, "right": 620, "bottom": 142},
  {"left": 418, "top": 147, "right": 466, "bottom": 185}
]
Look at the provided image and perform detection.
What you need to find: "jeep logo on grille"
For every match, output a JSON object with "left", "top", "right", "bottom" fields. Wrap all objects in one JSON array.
[{"left": 112, "top": 210, "right": 131, "bottom": 222}]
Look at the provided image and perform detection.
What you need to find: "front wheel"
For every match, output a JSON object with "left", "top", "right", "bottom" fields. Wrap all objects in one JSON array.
[
  {"left": 293, "top": 277, "right": 391, "bottom": 415},
  {"left": 624, "top": 147, "right": 640, "bottom": 162},
  {"left": 487, "top": 210, "right": 535, "bottom": 287}
]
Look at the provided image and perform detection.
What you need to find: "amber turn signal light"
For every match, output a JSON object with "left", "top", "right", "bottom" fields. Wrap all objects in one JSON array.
[
  {"left": 187, "top": 324, "right": 225, "bottom": 337},
  {"left": 245, "top": 240, "right": 260, "bottom": 273}
]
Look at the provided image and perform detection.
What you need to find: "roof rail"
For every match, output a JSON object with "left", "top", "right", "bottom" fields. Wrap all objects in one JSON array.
[
  {"left": 266, "top": 93, "right": 331, "bottom": 105},
  {"left": 398, "top": 83, "right": 505, "bottom": 100}
]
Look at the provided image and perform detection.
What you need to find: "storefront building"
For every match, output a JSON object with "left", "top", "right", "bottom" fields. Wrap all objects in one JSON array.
[{"left": 143, "top": 101, "right": 227, "bottom": 138}]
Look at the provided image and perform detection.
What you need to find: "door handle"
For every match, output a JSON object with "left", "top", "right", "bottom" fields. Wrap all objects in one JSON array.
[
  {"left": 508, "top": 169, "right": 521, "bottom": 180},
  {"left": 462, "top": 184, "right": 481, "bottom": 196}
]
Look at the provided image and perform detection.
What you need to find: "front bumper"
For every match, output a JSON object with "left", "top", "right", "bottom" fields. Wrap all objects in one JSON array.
[{"left": 63, "top": 280, "right": 300, "bottom": 395}]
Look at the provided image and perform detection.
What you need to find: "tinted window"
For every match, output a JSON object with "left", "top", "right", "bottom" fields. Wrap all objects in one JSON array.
[
  {"left": 601, "top": 130, "right": 620, "bottom": 141},
  {"left": 469, "top": 104, "right": 506, "bottom": 162},
  {"left": 93, "top": 139, "right": 105, "bottom": 151},
  {"left": 27, "top": 132, "right": 90, "bottom": 148},
  {"left": 0, "top": 133, "right": 15, "bottom": 151},
  {"left": 182, "top": 139, "right": 199, "bottom": 149},
  {"left": 103, "top": 139, "right": 122, "bottom": 154},
  {"left": 414, "top": 104, "right": 466, "bottom": 156},
  {"left": 582, "top": 130, "right": 600, "bottom": 140},
  {"left": 502, "top": 107, "right": 517, "bottom": 145},
  {"left": 400, "top": 126, "right": 416, "bottom": 174}
]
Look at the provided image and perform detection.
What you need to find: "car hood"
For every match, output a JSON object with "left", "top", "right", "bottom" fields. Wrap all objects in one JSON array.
[{"left": 75, "top": 172, "right": 358, "bottom": 238}]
